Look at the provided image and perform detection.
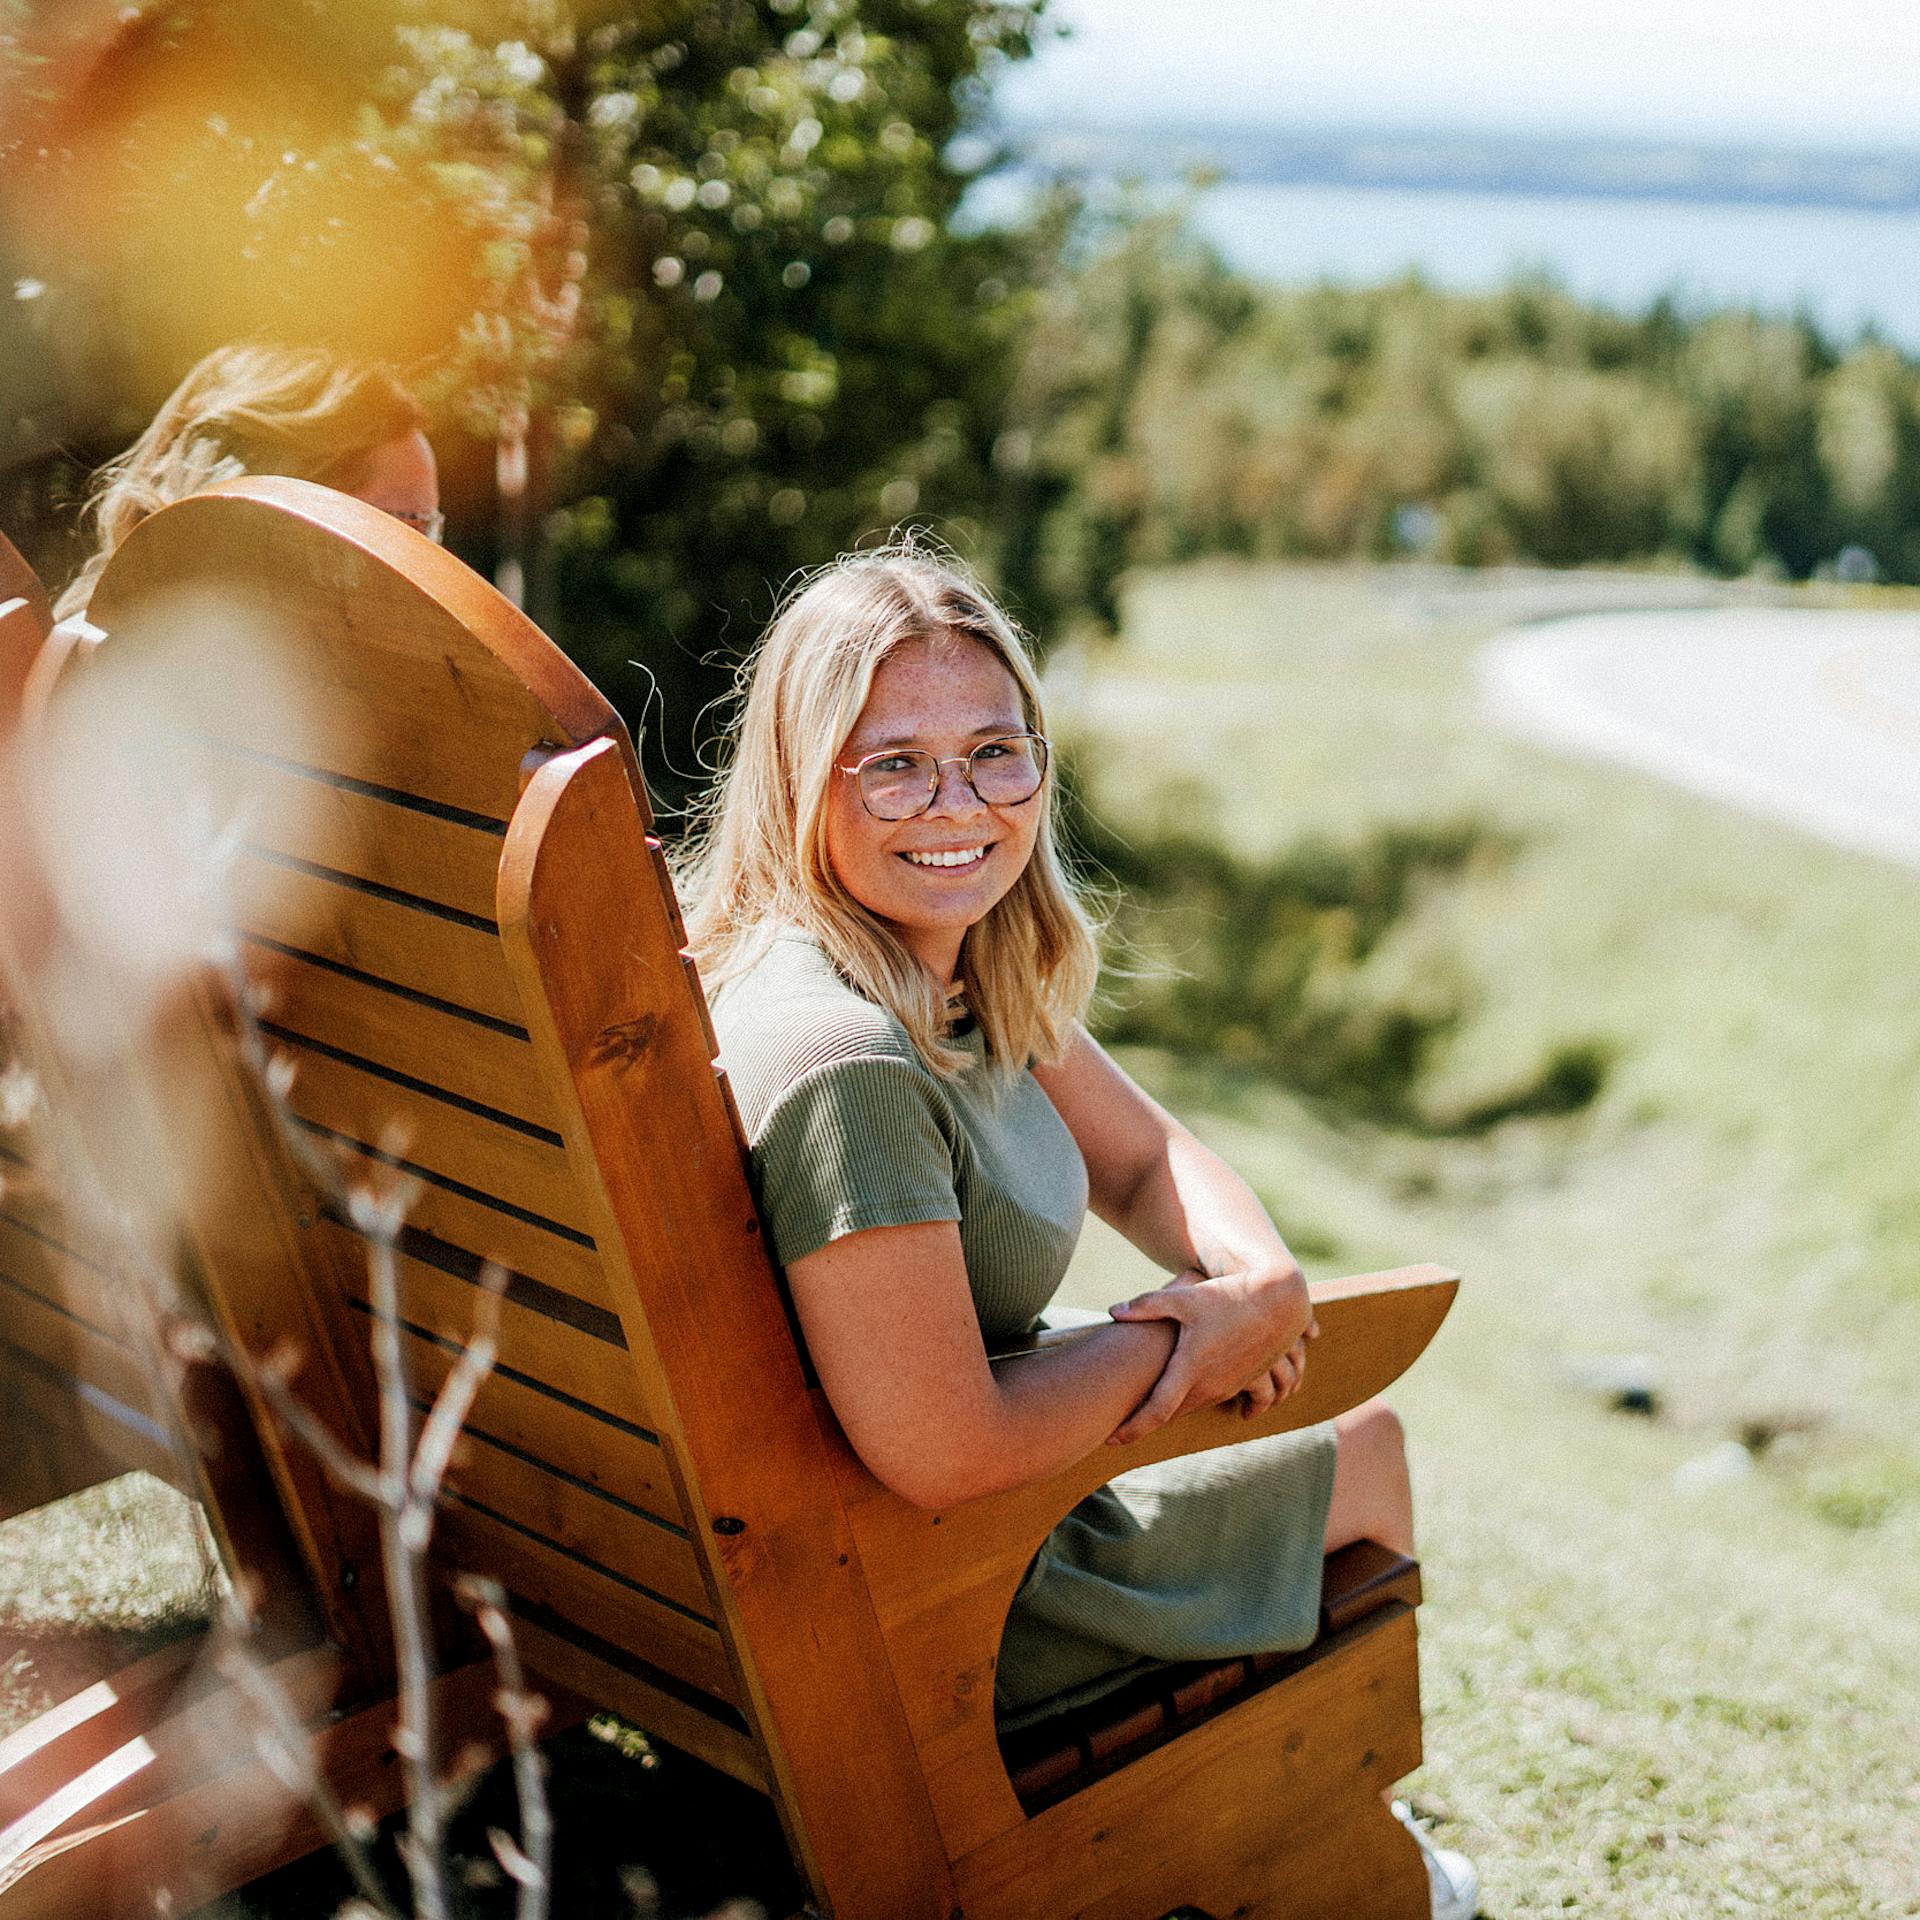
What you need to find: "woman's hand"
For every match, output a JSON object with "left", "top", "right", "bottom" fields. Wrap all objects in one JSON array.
[{"left": 1105, "top": 1264, "right": 1315, "bottom": 1445}]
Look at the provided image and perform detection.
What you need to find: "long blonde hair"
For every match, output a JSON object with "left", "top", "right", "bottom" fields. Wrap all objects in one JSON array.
[
  {"left": 679, "top": 544, "right": 1101, "bottom": 1078},
  {"left": 54, "top": 344, "right": 425, "bottom": 620}
]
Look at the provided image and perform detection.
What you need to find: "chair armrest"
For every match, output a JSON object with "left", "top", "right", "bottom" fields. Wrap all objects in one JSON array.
[
  {"left": 985, "top": 1263, "right": 1458, "bottom": 1503},
  {"left": 833, "top": 1264, "right": 1458, "bottom": 1629}
]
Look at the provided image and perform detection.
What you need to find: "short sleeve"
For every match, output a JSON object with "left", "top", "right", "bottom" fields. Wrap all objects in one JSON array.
[{"left": 748, "top": 1054, "right": 962, "bottom": 1267}]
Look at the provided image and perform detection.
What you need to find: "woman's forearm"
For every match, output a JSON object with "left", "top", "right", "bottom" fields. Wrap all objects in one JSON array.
[
  {"left": 911, "top": 1318, "right": 1177, "bottom": 1507},
  {"left": 1113, "top": 1121, "right": 1301, "bottom": 1283}
]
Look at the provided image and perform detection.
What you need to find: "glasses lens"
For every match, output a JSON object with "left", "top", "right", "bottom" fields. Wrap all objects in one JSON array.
[
  {"left": 859, "top": 752, "right": 936, "bottom": 819},
  {"left": 969, "top": 735, "right": 1045, "bottom": 804}
]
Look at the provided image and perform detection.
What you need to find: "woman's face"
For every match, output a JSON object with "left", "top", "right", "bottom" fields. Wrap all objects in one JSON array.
[
  {"left": 823, "top": 633, "right": 1043, "bottom": 982},
  {"left": 347, "top": 428, "right": 440, "bottom": 535}
]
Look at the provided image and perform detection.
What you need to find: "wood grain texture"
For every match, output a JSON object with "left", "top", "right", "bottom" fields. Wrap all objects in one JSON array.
[
  {"left": 498, "top": 738, "right": 960, "bottom": 1920},
  {"left": 237, "top": 854, "right": 524, "bottom": 1028},
  {"left": 0, "top": 1658, "right": 527, "bottom": 1920},
  {"left": 830, "top": 1266, "right": 1457, "bottom": 1858},
  {"left": 277, "top": 1034, "right": 591, "bottom": 1236},
  {"left": 322, "top": 1218, "right": 647, "bottom": 1421},
  {"left": 505, "top": 1612, "right": 767, "bottom": 1792},
  {"left": 227, "top": 750, "right": 507, "bottom": 922},
  {"left": 398, "top": 1319, "right": 679, "bottom": 1520},
  {"left": 433, "top": 1502, "right": 737, "bottom": 1704},
  {"left": 953, "top": 1607, "right": 1429, "bottom": 1920},
  {"left": 247, "top": 941, "right": 562, "bottom": 1136},
  {"left": 306, "top": 1130, "right": 610, "bottom": 1312}
]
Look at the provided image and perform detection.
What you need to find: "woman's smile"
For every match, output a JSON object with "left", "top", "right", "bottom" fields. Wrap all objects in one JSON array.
[{"left": 900, "top": 844, "right": 992, "bottom": 872}]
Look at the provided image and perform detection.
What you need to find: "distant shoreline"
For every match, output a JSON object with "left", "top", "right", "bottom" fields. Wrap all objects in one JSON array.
[{"left": 1000, "top": 123, "right": 1920, "bottom": 217}]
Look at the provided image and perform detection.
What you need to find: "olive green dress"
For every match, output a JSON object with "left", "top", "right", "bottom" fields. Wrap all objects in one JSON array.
[{"left": 711, "top": 929, "right": 1336, "bottom": 1729}]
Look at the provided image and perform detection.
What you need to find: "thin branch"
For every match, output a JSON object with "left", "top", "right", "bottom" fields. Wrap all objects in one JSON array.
[{"left": 457, "top": 1575, "right": 553, "bottom": 1920}]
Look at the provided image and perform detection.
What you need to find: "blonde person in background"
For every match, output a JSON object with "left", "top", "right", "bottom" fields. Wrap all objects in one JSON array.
[
  {"left": 53, "top": 341, "right": 440, "bottom": 621},
  {"left": 680, "top": 544, "right": 1478, "bottom": 1920}
]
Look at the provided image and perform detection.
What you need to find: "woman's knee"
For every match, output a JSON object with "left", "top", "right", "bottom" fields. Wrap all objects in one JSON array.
[{"left": 1325, "top": 1397, "right": 1414, "bottom": 1555}]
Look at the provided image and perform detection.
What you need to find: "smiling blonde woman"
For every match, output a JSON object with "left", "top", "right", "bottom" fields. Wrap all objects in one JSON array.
[{"left": 678, "top": 543, "right": 1474, "bottom": 1915}]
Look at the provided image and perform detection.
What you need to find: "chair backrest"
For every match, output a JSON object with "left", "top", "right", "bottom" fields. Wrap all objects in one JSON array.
[
  {"left": 0, "top": 529, "right": 52, "bottom": 726},
  {"left": 0, "top": 527, "right": 182, "bottom": 1518},
  {"left": 47, "top": 480, "right": 948, "bottom": 1905}
]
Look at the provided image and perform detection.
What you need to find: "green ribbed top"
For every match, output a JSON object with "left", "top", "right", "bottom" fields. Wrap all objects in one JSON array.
[
  {"left": 713, "top": 929, "right": 1087, "bottom": 1330},
  {"left": 712, "top": 927, "right": 1337, "bottom": 1729}
]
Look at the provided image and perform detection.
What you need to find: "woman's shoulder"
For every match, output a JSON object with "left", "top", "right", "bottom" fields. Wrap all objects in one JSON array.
[{"left": 711, "top": 928, "right": 926, "bottom": 1110}]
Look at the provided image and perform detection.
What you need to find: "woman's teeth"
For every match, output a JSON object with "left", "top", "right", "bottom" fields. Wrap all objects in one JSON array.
[{"left": 904, "top": 846, "right": 987, "bottom": 868}]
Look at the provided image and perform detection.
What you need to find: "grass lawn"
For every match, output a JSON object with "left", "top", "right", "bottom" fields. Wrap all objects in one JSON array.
[{"left": 1049, "top": 560, "right": 1920, "bottom": 1917}]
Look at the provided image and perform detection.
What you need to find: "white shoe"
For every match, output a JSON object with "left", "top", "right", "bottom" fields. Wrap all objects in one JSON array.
[{"left": 1392, "top": 1800, "right": 1480, "bottom": 1920}]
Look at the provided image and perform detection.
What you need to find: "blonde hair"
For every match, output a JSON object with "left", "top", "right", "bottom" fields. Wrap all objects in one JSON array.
[
  {"left": 679, "top": 543, "right": 1102, "bottom": 1078},
  {"left": 54, "top": 343, "right": 425, "bottom": 620}
]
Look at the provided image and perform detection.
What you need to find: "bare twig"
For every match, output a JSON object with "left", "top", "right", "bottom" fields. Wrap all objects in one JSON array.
[{"left": 457, "top": 1574, "right": 553, "bottom": 1920}]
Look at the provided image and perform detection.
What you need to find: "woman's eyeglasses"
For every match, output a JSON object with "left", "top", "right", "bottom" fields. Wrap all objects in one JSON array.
[
  {"left": 387, "top": 507, "right": 446, "bottom": 545},
  {"left": 838, "top": 732, "right": 1049, "bottom": 821}
]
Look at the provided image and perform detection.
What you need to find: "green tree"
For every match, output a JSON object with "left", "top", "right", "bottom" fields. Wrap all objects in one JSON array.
[{"left": 1, "top": 0, "right": 1049, "bottom": 805}]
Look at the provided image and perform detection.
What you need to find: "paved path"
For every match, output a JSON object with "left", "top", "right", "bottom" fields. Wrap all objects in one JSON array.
[{"left": 1477, "top": 608, "right": 1920, "bottom": 871}]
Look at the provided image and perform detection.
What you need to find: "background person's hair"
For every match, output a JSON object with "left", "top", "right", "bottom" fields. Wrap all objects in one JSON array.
[
  {"left": 53, "top": 343, "right": 426, "bottom": 620},
  {"left": 678, "top": 541, "right": 1102, "bottom": 1078}
]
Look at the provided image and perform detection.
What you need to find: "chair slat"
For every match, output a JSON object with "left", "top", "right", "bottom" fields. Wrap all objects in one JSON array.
[
  {"left": 322, "top": 1220, "right": 649, "bottom": 1425},
  {"left": 280, "top": 1041, "right": 591, "bottom": 1238},
  {"left": 316, "top": 1134, "right": 611, "bottom": 1313},
  {"left": 0, "top": 1340, "right": 178, "bottom": 1505},
  {"left": 435, "top": 1503, "right": 740, "bottom": 1706},
  {"left": 504, "top": 1611, "right": 767, "bottom": 1792},
  {"left": 226, "top": 752, "right": 506, "bottom": 923},
  {"left": 434, "top": 1421, "right": 711, "bottom": 1615},
  {"left": 0, "top": 1207, "right": 131, "bottom": 1346},
  {"left": 236, "top": 857, "right": 523, "bottom": 1029},
  {"left": 400, "top": 1324, "right": 681, "bottom": 1524},
  {"left": 250, "top": 943, "right": 561, "bottom": 1136},
  {"left": 0, "top": 1274, "right": 161, "bottom": 1431}
]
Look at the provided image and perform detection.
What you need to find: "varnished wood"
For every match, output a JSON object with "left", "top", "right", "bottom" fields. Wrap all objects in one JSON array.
[
  {"left": 319, "top": 1217, "right": 649, "bottom": 1421},
  {"left": 433, "top": 1502, "right": 738, "bottom": 1704},
  {"left": 0, "top": 1658, "right": 541, "bottom": 1920},
  {"left": 308, "top": 1127, "right": 612, "bottom": 1313},
  {"left": 499, "top": 738, "right": 961, "bottom": 1918},
  {"left": 955, "top": 1608, "right": 1428, "bottom": 1920},
  {"left": 223, "top": 748, "right": 509, "bottom": 923},
  {"left": 398, "top": 1319, "right": 681, "bottom": 1520},
  {"left": 237, "top": 853, "right": 526, "bottom": 1028},
  {"left": 0, "top": 531, "right": 51, "bottom": 725},
  {"left": 277, "top": 1035, "right": 592, "bottom": 1236},
  {"left": 824, "top": 1266, "right": 1458, "bottom": 1859}
]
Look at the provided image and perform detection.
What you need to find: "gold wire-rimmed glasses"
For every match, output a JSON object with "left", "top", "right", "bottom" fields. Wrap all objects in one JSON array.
[{"left": 837, "top": 731, "right": 1050, "bottom": 821}]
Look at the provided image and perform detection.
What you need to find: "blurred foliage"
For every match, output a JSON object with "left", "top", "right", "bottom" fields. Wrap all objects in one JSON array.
[
  {"left": 1007, "top": 202, "right": 1920, "bottom": 630},
  {"left": 1060, "top": 756, "right": 1610, "bottom": 1134},
  {"left": 1, "top": 0, "right": 1049, "bottom": 808}
]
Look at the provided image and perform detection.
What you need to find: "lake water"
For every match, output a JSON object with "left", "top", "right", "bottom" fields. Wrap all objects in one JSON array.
[{"left": 976, "top": 174, "right": 1920, "bottom": 347}]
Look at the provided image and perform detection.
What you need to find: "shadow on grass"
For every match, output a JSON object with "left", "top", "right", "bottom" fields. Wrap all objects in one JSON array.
[
  {"left": 206, "top": 1715, "right": 802, "bottom": 1920},
  {"left": 1060, "top": 753, "right": 1614, "bottom": 1135}
]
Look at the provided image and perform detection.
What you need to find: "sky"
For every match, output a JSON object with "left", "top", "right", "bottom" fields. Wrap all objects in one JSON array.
[{"left": 996, "top": 0, "right": 1920, "bottom": 149}]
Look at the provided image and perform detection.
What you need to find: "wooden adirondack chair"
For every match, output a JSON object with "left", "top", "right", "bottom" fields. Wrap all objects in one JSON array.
[
  {"left": 1, "top": 478, "right": 1459, "bottom": 1920},
  {"left": 0, "top": 531, "right": 193, "bottom": 1517},
  {"left": 0, "top": 525, "right": 526, "bottom": 1915}
]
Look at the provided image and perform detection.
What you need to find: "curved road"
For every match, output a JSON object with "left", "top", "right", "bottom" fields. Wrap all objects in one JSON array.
[{"left": 1477, "top": 608, "right": 1920, "bottom": 872}]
